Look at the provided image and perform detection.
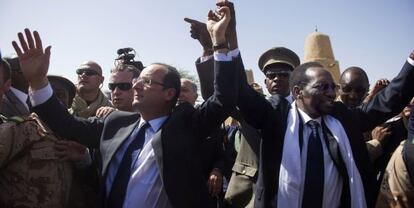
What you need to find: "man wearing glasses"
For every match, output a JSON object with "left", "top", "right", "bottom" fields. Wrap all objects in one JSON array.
[
  {"left": 14, "top": 3, "right": 234, "bottom": 207},
  {"left": 108, "top": 64, "right": 140, "bottom": 112},
  {"left": 70, "top": 61, "right": 112, "bottom": 118}
]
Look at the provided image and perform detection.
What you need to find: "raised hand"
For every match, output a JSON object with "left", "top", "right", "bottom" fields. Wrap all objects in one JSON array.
[
  {"left": 184, "top": 17, "right": 213, "bottom": 55},
  {"left": 207, "top": 5, "right": 231, "bottom": 47},
  {"left": 12, "top": 28, "right": 51, "bottom": 90},
  {"left": 216, "top": 0, "right": 237, "bottom": 49},
  {"left": 364, "top": 78, "right": 390, "bottom": 103}
]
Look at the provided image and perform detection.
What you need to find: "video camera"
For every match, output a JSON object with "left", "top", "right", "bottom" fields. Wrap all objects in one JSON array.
[{"left": 115, "top": 47, "right": 144, "bottom": 72}]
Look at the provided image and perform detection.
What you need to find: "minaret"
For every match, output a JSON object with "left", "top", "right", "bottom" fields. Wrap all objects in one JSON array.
[{"left": 304, "top": 31, "right": 341, "bottom": 82}]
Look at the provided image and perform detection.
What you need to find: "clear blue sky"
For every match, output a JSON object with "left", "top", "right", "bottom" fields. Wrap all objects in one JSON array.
[{"left": 1, "top": 0, "right": 413, "bottom": 96}]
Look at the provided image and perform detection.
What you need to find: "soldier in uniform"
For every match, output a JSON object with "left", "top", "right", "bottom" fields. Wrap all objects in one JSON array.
[{"left": 0, "top": 52, "right": 73, "bottom": 208}]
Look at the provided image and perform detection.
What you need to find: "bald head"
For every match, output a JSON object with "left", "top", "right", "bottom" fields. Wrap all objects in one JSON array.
[
  {"left": 339, "top": 66, "right": 370, "bottom": 108},
  {"left": 340, "top": 67, "right": 369, "bottom": 86},
  {"left": 78, "top": 61, "right": 102, "bottom": 75}
]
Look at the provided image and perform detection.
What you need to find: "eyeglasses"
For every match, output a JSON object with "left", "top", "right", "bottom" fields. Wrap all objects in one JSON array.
[
  {"left": 108, "top": 82, "right": 133, "bottom": 91},
  {"left": 134, "top": 77, "right": 165, "bottom": 88},
  {"left": 340, "top": 86, "right": 367, "bottom": 94},
  {"left": 76, "top": 68, "right": 100, "bottom": 76},
  {"left": 265, "top": 71, "right": 291, "bottom": 79},
  {"left": 311, "top": 83, "right": 339, "bottom": 92}
]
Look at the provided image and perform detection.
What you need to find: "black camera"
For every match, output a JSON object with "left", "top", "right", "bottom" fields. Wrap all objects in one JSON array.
[{"left": 115, "top": 47, "right": 144, "bottom": 72}]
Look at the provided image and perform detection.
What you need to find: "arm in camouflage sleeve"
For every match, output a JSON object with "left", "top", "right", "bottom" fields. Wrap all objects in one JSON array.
[{"left": 0, "top": 119, "right": 41, "bottom": 168}]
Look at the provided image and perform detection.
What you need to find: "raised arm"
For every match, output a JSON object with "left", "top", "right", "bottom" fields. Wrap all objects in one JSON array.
[
  {"left": 358, "top": 52, "right": 414, "bottom": 132},
  {"left": 194, "top": 4, "right": 240, "bottom": 138},
  {"left": 12, "top": 29, "right": 102, "bottom": 148},
  {"left": 187, "top": 1, "right": 238, "bottom": 100}
]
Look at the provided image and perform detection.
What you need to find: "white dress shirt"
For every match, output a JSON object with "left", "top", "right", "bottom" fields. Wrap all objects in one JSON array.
[
  {"left": 122, "top": 116, "right": 171, "bottom": 208},
  {"left": 296, "top": 108, "right": 343, "bottom": 208},
  {"left": 10, "top": 87, "right": 29, "bottom": 111}
]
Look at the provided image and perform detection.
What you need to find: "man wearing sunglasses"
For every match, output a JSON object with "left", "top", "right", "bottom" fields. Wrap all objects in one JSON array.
[
  {"left": 15, "top": 4, "right": 235, "bottom": 208},
  {"left": 258, "top": 47, "right": 300, "bottom": 103},
  {"left": 0, "top": 56, "right": 30, "bottom": 117},
  {"left": 108, "top": 64, "right": 140, "bottom": 112},
  {"left": 70, "top": 61, "right": 112, "bottom": 118},
  {"left": 338, "top": 66, "right": 370, "bottom": 108}
]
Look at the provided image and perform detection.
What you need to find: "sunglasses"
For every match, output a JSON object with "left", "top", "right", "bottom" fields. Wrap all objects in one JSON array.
[
  {"left": 311, "top": 83, "right": 339, "bottom": 92},
  {"left": 265, "top": 71, "right": 291, "bottom": 79},
  {"left": 108, "top": 82, "right": 133, "bottom": 91},
  {"left": 76, "top": 68, "right": 100, "bottom": 76},
  {"left": 340, "top": 86, "right": 367, "bottom": 94}
]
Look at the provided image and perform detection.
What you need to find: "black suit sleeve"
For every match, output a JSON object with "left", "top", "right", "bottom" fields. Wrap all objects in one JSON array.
[
  {"left": 194, "top": 59, "right": 238, "bottom": 140},
  {"left": 235, "top": 54, "right": 275, "bottom": 131},
  {"left": 195, "top": 57, "right": 215, "bottom": 101},
  {"left": 358, "top": 61, "right": 414, "bottom": 132},
  {"left": 32, "top": 94, "right": 103, "bottom": 148}
]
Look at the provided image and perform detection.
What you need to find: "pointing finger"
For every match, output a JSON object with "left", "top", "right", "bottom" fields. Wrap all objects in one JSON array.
[{"left": 184, "top": 17, "right": 199, "bottom": 24}]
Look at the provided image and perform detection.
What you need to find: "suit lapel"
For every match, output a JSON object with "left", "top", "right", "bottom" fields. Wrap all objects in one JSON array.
[
  {"left": 101, "top": 119, "right": 140, "bottom": 175},
  {"left": 6, "top": 91, "right": 29, "bottom": 115},
  {"left": 151, "top": 130, "right": 164, "bottom": 181}
]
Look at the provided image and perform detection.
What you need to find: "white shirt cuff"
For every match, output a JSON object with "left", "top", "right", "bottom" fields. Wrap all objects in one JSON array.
[
  {"left": 214, "top": 48, "right": 240, "bottom": 62},
  {"left": 29, "top": 83, "right": 53, "bottom": 107},
  {"left": 200, "top": 55, "right": 213, "bottom": 63},
  {"left": 229, "top": 48, "right": 240, "bottom": 58},
  {"left": 407, "top": 57, "right": 414, "bottom": 66}
]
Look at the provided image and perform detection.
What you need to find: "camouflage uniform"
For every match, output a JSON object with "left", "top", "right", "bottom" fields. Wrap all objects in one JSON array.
[
  {"left": 0, "top": 113, "right": 72, "bottom": 208},
  {"left": 376, "top": 141, "right": 414, "bottom": 208}
]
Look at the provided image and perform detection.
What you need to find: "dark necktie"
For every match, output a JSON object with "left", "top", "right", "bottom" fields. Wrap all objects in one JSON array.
[
  {"left": 107, "top": 122, "right": 150, "bottom": 208},
  {"left": 302, "top": 120, "right": 324, "bottom": 208},
  {"left": 26, "top": 97, "right": 32, "bottom": 110}
]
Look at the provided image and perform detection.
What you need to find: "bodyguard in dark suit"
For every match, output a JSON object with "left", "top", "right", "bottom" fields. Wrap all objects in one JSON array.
[
  {"left": 236, "top": 52, "right": 414, "bottom": 207},
  {"left": 1, "top": 57, "right": 30, "bottom": 117},
  {"left": 12, "top": 5, "right": 235, "bottom": 208}
]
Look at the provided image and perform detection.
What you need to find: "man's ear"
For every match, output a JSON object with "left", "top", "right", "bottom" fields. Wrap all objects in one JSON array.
[
  {"left": 292, "top": 85, "right": 302, "bottom": 99},
  {"left": 164, "top": 88, "right": 177, "bottom": 102}
]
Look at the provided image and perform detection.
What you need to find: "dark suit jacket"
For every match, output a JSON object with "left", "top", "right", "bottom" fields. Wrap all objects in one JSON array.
[
  {"left": 236, "top": 55, "right": 414, "bottom": 208},
  {"left": 1, "top": 90, "right": 30, "bottom": 117},
  {"left": 197, "top": 56, "right": 262, "bottom": 207},
  {"left": 33, "top": 60, "right": 238, "bottom": 208}
]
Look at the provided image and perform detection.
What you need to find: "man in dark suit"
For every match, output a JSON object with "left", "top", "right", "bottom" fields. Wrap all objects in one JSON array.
[
  {"left": 12, "top": 5, "right": 235, "bottom": 208},
  {"left": 1, "top": 56, "right": 30, "bottom": 117},
  {"left": 235, "top": 51, "right": 414, "bottom": 207}
]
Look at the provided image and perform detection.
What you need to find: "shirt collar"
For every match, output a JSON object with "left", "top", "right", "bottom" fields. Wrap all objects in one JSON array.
[
  {"left": 139, "top": 115, "right": 168, "bottom": 132},
  {"left": 285, "top": 94, "right": 294, "bottom": 104},
  {"left": 10, "top": 87, "right": 29, "bottom": 106},
  {"left": 296, "top": 106, "right": 322, "bottom": 125}
]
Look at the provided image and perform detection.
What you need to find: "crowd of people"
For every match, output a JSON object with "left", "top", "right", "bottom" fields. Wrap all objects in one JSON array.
[{"left": 0, "top": 1, "right": 413, "bottom": 208}]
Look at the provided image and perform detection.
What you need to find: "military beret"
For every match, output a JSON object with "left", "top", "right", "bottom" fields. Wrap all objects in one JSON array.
[
  {"left": 47, "top": 75, "right": 76, "bottom": 103},
  {"left": 258, "top": 47, "right": 300, "bottom": 73}
]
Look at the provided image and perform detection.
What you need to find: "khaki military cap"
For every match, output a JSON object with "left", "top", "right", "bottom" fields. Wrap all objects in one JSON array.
[
  {"left": 258, "top": 47, "right": 300, "bottom": 73},
  {"left": 48, "top": 75, "right": 76, "bottom": 105}
]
